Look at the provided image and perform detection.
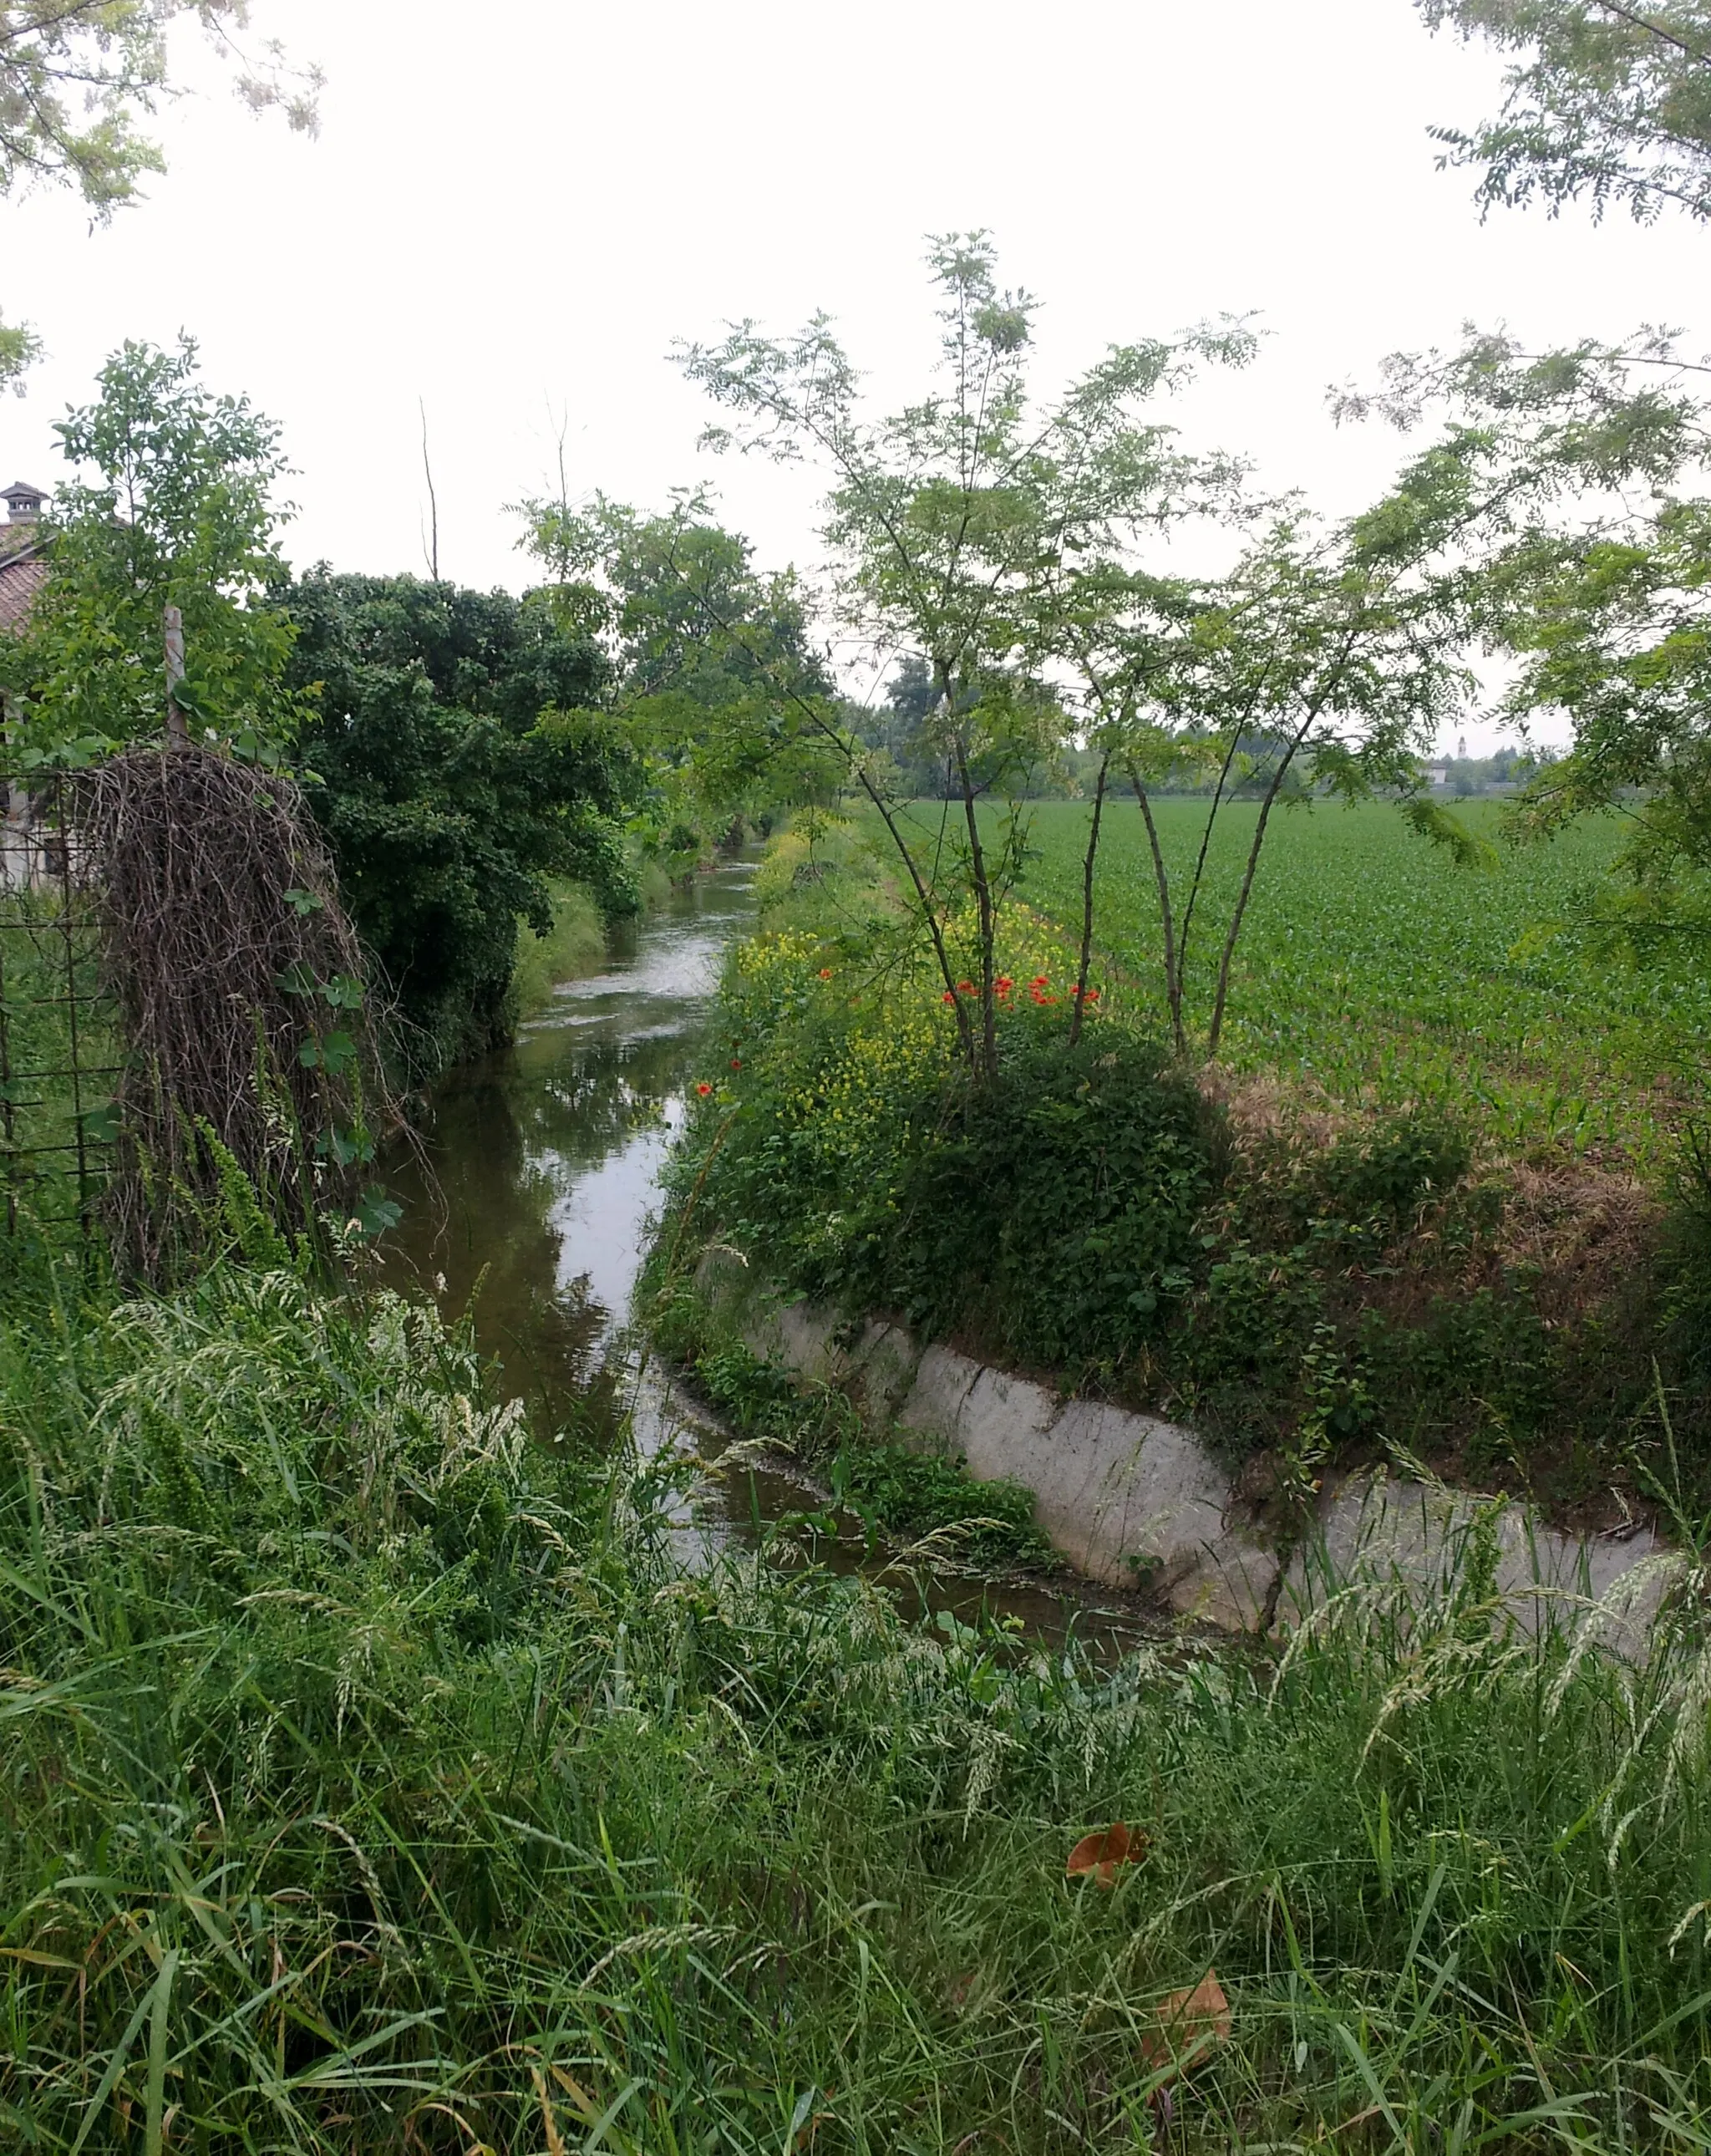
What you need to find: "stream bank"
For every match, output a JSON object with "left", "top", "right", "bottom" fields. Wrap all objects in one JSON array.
[
  {"left": 685, "top": 1260, "right": 1672, "bottom": 1649},
  {"left": 380, "top": 857, "right": 1164, "bottom": 1650},
  {"left": 383, "top": 857, "right": 1674, "bottom": 1660}
]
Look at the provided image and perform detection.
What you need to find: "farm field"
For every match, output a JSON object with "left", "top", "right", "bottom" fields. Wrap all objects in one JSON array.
[{"left": 957, "top": 796, "right": 1711, "bottom": 1167}]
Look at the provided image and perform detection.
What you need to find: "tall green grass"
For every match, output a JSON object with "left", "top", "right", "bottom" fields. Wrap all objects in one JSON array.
[
  {"left": 508, "top": 878, "right": 610, "bottom": 1022},
  {"left": 1, "top": 1248, "right": 1708, "bottom": 2149}
]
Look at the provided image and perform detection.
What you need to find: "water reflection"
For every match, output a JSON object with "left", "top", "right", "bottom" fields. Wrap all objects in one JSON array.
[{"left": 383, "top": 859, "right": 755, "bottom": 1428}]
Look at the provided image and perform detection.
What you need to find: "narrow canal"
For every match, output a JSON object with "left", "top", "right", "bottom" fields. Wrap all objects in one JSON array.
[{"left": 384, "top": 856, "right": 1155, "bottom": 1648}]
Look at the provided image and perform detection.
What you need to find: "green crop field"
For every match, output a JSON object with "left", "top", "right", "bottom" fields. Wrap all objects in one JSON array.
[{"left": 962, "top": 796, "right": 1710, "bottom": 1167}]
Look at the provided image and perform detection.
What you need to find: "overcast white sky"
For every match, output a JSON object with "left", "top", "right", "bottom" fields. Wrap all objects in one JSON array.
[{"left": 5, "top": 0, "right": 1708, "bottom": 750}]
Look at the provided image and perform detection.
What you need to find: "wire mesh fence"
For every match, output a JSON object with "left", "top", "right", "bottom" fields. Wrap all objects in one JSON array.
[{"left": 0, "top": 776, "right": 119, "bottom": 1243}]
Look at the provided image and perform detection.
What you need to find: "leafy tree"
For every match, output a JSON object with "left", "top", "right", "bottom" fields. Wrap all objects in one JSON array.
[
  {"left": 1492, "top": 493, "right": 1711, "bottom": 954},
  {"left": 1418, "top": 1, "right": 1711, "bottom": 223},
  {"left": 1343, "top": 333, "right": 1711, "bottom": 963},
  {"left": 283, "top": 571, "right": 638, "bottom": 1075},
  {"left": 1, "top": 2, "right": 317, "bottom": 389},
  {"left": 0, "top": 336, "right": 305, "bottom": 769},
  {"left": 1411, "top": 8, "right": 1711, "bottom": 964},
  {"left": 513, "top": 490, "right": 838, "bottom": 855},
  {"left": 680, "top": 232, "right": 1254, "bottom": 1082}
]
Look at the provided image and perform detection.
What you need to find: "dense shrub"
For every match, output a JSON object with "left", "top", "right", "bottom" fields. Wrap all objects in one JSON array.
[
  {"left": 665, "top": 928, "right": 1216, "bottom": 1377},
  {"left": 1316, "top": 1110, "right": 1472, "bottom": 1219},
  {"left": 285, "top": 571, "right": 640, "bottom": 1074},
  {"left": 876, "top": 1025, "right": 1214, "bottom": 1365}
]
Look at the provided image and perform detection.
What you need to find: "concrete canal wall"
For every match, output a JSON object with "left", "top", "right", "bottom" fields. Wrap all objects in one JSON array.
[{"left": 699, "top": 1263, "right": 1675, "bottom": 1645}]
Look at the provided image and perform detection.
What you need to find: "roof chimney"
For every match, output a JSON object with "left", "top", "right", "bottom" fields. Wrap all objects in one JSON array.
[{"left": 3, "top": 481, "right": 47, "bottom": 522}]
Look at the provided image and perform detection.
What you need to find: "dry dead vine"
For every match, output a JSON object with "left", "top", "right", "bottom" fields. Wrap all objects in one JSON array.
[{"left": 79, "top": 741, "right": 396, "bottom": 1277}]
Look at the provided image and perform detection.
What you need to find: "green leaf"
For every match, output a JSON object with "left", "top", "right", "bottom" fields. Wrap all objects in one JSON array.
[
  {"left": 354, "top": 1186, "right": 403, "bottom": 1236},
  {"left": 298, "top": 1030, "right": 356, "bottom": 1074}
]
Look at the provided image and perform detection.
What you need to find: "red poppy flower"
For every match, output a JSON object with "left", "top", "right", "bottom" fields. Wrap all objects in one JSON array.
[
  {"left": 942, "top": 990, "right": 957, "bottom": 1004},
  {"left": 957, "top": 979, "right": 975, "bottom": 994},
  {"left": 696, "top": 1081, "right": 713, "bottom": 1096},
  {"left": 996, "top": 976, "right": 1013, "bottom": 994},
  {"left": 818, "top": 968, "right": 833, "bottom": 979},
  {"left": 730, "top": 1057, "right": 742, "bottom": 1069},
  {"left": 1030, "top": 974, "right": 1050, "bottom": 987},
  {"left": 1084, "top": 986, "right": 1100, "bottom": 1002}
]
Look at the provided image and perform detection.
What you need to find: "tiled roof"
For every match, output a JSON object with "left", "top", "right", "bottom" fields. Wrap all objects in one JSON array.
[
  {"left": 0, "top": 552, "right": 48, "bottom": 632},
  {"left": 0, "top": 520, "right": 47, "bottom": 567}
]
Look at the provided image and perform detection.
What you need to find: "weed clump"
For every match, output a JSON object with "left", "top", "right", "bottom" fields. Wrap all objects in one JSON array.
[
  {"left": 3, "top": 1250, "right": 1709, "bottom": 2147},
  {"left": 1658, "top": 1127, "right": 1711, "bottom": 1389},
  {"left": 652, "top": 1302, "right": 1058, "bottom": 1571}
]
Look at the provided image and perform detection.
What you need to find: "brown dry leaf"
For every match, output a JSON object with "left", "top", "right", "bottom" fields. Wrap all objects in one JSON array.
[
  {"left": 1065, "top": 1821, "right": 1148, "bottom": 1888},
  {"left": 1139, "top": 1971, "right": 1231, "bottom": 2084},
  {"left": 546, "top": 2062, "right": 597, "bottom": 2120}
]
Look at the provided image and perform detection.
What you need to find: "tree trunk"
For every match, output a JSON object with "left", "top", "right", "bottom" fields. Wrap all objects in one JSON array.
[
  {"left": 1130, "top": 770, "right": 1185, "bottom": 1055},
  {"left": 1069, "top": 750, "right": 1111, "bottom": 1047},
  {"left": 948, "top": 677, "right": 998, "bottom": 1085},
  {"left": 1207, "top": 733, "right": 1308, "bottom": 1058}
]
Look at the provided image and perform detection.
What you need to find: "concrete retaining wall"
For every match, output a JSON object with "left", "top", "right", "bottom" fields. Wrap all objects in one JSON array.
[{"left": 709, "top": 1264, "right": 1673, "bottom": 1643}]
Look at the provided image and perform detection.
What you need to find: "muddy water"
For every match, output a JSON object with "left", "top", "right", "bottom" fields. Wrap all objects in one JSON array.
[{"left": 383, "top": 858, "right": 1156, "bottom": 1652}]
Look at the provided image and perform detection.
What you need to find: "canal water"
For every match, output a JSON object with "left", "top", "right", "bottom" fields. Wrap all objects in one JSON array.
[{"left": 383, "top": 857, "right": 1156, "bottom": 1650}]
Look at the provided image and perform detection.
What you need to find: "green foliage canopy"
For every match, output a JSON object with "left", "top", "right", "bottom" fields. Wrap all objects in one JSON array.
[
  {"left": 1, "top": 0, "right": 317, "bottom": 212},
  {"left": 284, "top": 570, "right": 639, "bottom": 1075},
  {"left": 0, "top": 336, "right": 306, "bottom": 769},
  {"left": 1, "top": 3, "right": 317, "bottom": 390},
  {"left": 1419, "top": 0, "right": 1711, "bottom": 223},
  {"left": 513, "top": 490, "right": 838, "bottom": 852}
]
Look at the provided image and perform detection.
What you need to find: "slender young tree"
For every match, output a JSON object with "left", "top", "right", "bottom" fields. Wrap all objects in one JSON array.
[
  {"left": 1350, "top": 330, "right": 1711, "bottom": 960},
  {"left": 1040, "top": 375, "right": 1663, "bottom": 1059},
  {"left": 1409, "top": 8, "right": 1711, "bottom": 961},
  {"left": 680, "top": 233, "right": 1253, "bottom": 1082}
]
